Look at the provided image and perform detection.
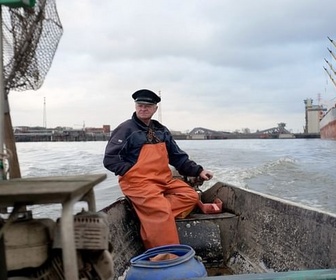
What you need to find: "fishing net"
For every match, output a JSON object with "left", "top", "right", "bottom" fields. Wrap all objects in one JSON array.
[{"left": 1, "top": 0, "right": 63, "bottom": 93}]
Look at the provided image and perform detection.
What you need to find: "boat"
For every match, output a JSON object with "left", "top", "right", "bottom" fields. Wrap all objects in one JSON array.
[
  {"left": 1, "top": 3, "right": 336, "bottom": 280},
  {"left": 2, "top": 172, "right": 336, "bottom": 279},
  {"left": 100, "top": 174, "right": 336, "bottom": 279},
  {"left": 321, "top": 37, "right": 336, "bottom": 140}
]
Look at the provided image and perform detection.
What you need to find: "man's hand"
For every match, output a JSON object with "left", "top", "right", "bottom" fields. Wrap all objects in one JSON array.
[{"left": 199, "top": 170, "right": 213, "bottom": 181}]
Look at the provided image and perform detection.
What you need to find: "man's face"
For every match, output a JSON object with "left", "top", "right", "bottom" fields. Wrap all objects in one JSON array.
[{"left": 135, "top": 103, "right": 158, "bottom": 123}]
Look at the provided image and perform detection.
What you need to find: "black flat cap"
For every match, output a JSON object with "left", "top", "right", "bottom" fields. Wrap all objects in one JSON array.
[{"left": 132, "top": 89, "right": 161, "bottom": 104}]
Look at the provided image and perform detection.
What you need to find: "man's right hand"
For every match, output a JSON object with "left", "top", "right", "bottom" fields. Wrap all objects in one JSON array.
[{"left": 199, "top": 170, "right": 213, "bottom": 181}]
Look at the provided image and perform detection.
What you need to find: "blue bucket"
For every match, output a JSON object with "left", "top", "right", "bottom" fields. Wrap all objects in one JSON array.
[{"left": 125, "top": 244, "right": 207, "bottom": 280}]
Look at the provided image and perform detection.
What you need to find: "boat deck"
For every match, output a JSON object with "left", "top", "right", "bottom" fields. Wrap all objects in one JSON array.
[{"left": 207, "top": 266, "right": 234, "bottom": 276}]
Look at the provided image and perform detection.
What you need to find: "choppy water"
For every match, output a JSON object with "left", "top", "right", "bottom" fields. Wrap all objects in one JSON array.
[{"left": 14, "top": 139, "right": 336, "bottom": 218}]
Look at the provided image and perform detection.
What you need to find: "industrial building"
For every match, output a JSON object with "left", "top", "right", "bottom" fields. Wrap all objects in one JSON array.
[{"left": 303, "top": 98, "right": 325, "bottom": 134}]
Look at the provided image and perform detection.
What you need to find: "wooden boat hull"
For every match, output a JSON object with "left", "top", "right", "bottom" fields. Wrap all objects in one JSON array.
[{"left": 101, "top": 181, "right": 336, "bottom": 279}]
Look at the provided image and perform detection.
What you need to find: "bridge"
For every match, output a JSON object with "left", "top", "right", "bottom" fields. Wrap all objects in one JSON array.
[
  {"left": 256, "top": 123, "right": 292, "bottom": 135},
  {"left": 188, "top": 123, "right": 295, "bottom": 139}
]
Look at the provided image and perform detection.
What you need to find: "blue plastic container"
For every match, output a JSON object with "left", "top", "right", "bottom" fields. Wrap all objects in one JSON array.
[{"left": 125, "top": 244, "right": 207, "bottom": 280}]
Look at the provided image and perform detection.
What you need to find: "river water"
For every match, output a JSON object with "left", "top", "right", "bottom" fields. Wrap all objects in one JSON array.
[{"left": 14, "top": 139, "right": 336, "bottom": 218}]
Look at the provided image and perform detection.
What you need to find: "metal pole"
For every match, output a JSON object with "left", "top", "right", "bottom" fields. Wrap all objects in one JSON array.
[
  {"left": 0, "top": 6, "right": 7, "bottom": 279},
  {"left": 0, "top": 5, "right": 5, "bottom": 180}
]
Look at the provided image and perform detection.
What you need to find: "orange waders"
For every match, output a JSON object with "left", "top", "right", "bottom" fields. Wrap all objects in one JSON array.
[{"left": 119, "top": 142, "right": 199, "bottom": 249}]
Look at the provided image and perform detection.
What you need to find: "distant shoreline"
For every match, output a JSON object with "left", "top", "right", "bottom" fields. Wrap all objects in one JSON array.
[{"left": 14, "top": 132, "right": 320, "bottom": 142}]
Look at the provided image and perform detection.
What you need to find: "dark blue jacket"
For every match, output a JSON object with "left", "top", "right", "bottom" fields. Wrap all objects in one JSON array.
[{"left": 103, "top": 112, "right": 203, "bottom": 176}]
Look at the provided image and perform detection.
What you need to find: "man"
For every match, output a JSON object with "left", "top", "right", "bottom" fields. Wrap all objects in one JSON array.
[{"left": 103, "top": 89, "right": 213, "bottom": 249}]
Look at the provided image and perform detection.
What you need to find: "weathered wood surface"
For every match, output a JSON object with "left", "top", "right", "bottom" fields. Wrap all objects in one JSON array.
[
  {"left": 101, "top": 198, "right": 144, "bottom": 279},
  {"left": 0, "top": 173, "right": 107, "bottom": 206},
  {"left": 202, "top": 182, "right": 336, "bottom": 274},
  {"left": 4, "top": 112, "right": 21, "bottom": 179}
]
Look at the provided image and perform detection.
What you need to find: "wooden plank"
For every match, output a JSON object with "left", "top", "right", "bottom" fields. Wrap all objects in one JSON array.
[
  {"left": 0, "top": 173, "right": 106, "bottom": 206},
  {"left": 4, "top": 112, "right": 21, "bottom": 179}
]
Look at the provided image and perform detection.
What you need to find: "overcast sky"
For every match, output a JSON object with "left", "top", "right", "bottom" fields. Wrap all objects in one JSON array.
[{"left": 8, "top": 0, "right": 336, "bottom": 133}]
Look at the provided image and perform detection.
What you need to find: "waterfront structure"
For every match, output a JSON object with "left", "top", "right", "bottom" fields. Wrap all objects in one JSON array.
[
  {"left": 14, "top": 126, "right": 111, "bottom": 142},
  {"left": 303, "top": 98, "right": 325, "bottom": 134}
]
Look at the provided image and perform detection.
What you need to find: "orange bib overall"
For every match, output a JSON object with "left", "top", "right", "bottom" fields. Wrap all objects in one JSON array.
[{"left": 119, "top": 142, "right": 199, "bottom": 249}]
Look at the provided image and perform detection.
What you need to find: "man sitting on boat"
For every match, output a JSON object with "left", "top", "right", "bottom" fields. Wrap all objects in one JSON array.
[{"left": 103, "top": 89, "right": 213, "bottom": 249}]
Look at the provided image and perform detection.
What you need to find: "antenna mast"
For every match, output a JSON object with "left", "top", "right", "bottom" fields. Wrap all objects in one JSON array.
[{"left": 43, "top": 97, "right": 47, "bottom": 128}]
